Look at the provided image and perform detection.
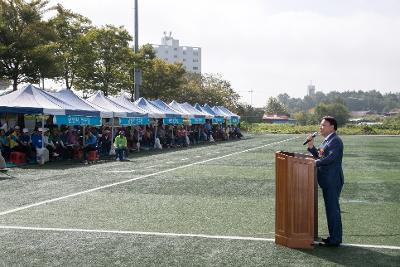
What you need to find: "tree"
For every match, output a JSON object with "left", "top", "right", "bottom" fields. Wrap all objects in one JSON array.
[
  {"left": 197, "top": 73, "right": 240, "bottom": 111},
  {"left": 74, "top": 25, "right": 133, "bottom": 96},
  {"left": 0, "top": 0, "right": 53, "bottom": 90},
  {"left": 236, "top": 103, "right": 264, "bottom": 123},
  {"left": 265, "top": 97, "right": 288, "bottom": 115},
  {"left": 140, "top": 58, "right": 186, "bottom": 101},
  {"left": 314, "top": 103, "right": 350, "bottom": 127},
  {"left": 49, "top": 4, "right": 92, "bottom": 89}
]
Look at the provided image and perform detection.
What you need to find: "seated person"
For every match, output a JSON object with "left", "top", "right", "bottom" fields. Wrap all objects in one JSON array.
[
  {"left": 114, "top": 131, "right": 128, "bottom": 161},
  {"left": 31, "top": 128, "right": 50, "bottom": 164},
  {"left": 157, "top": 125, "right": 167, "bottom": 146},
  {"left": 20, "top": 128, "right": 35, "bottom": 161},
  {"left": 82, "top": 130, "right": 97, "bottom": 164},
  {"left": 176, "top": 125, "right": 187, "bottom": 147},
  {"left": 49, "top": 128, "right": 70, "bottom": 159},
  {"left": 204, "top": 121, "right": 212, "bottom": 140},
  {"left": 142, "top": 126, "right": 154, "bottom": 147},
  {"left": 98, "top": 129, "right": 112, "bottom": 157},
  {"left": 232, "top": 126, "right": 243, "bottom": 139},
  {"left": 43, "top": 129, "right": 59, "bottom": 159}
]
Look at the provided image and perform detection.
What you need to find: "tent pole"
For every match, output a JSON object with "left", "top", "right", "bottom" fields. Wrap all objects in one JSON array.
[
  {"left": 41, "top": 115, "right": 45, "bottom": 149},
  {"left": 83, "top": 126, "right": 86, "bottom": 146},
  {"left": 111, "top": 118, "right": 115, "bottom": 142}
]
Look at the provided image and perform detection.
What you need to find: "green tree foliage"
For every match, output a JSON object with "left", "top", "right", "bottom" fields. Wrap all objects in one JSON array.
[
  {"left": 235, "top": 104, "right": 264, "bottom": 123},
  {"left": 49, "top": 4, "right": 92, "bottom": 89},
  {"left": 0, "top": 0, "right": 54, "bottom": 90},
  {"left": 314, "top": 102, "right": 350, "bottom": 127},
  {"left": 278, "top": 90, "right": 399, "bottom": 114},
  {"left": 140, "top": 58, "right": 186, "bottom": 101},
  {"left": 74, "top": 25, "right": 133, "bottom": 96},
  {"left": 382, "top": 114, "right": 400, "bottom": 130},
  {"left": 178, "top": 73, "right": 240, "bottom": 111},
  {"left": 265, "top": 97, "right": 288, "bottom": 115}
]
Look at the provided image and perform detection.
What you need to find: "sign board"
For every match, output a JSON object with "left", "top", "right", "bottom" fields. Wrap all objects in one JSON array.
[
  {"left": 163, "top": 118, "right": 184, "bottom": 125},
  {"left": 119, "top": 117, "right": 150, "bottom": 125},
  {"left": 54, "top": 115, "right": 101, "bottom": 126},
  {"left": 190, "top": 118, "right": 206, "bottom": 124}
]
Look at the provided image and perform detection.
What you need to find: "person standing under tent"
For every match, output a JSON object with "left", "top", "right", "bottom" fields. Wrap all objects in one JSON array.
[{"left": 114, "top": 131, "right": 128, "bottom": 161}]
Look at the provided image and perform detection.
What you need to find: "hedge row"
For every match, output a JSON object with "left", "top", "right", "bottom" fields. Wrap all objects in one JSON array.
[{"left": 241, "top": 122, "right": 400, "bottom": 135}]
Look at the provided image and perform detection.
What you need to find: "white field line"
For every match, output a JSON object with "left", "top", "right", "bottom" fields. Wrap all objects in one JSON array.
[
  {"left": 0, "top": 137, "right": 297, "bottom": 217},
  {"left": 0, "top": 225, "right": 399, "bottom": 251},
  {"left": 105, "top": 170, "right": 136, "bottom": 173}
]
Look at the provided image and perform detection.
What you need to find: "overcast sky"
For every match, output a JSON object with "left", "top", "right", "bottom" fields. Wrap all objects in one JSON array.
[{"left": 47, "top": 0, "right": 400, "bottom": 107}]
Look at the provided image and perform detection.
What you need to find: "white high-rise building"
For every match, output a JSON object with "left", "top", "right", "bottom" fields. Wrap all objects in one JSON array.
[{"left": 153, "top": 32, "right": 201, "bottom": 74}]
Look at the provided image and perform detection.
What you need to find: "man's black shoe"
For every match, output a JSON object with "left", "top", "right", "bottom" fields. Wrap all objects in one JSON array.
[
  {"left": 321, "top": 237, "right": 330, "bottom": 243},
  {"left": 318, "top": 241, "right": 340, "bottom": 247}
]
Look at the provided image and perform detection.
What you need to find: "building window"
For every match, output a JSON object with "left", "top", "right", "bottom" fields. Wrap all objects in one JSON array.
[
  {"left": 174, "top": 55, "right": 177, "bottom": 58},
  {"left": 183, "top": 51, "right": 186, "bottom": 55},
  {"left": 193, "top": 51, "right": 198, "bottom": 56},
  {"left": 193, "top": 67, "right": 198, "bottom": 70},
  {"left": 183, "top": 58, "right": 186, "bottom": 62},
  {"left": 174, "top": 47, "right": 178, "bottom": 51},
  {"left": 165, "top": 50, "right": 168, "bottom": 54},
  {"left": 193, "top": 59, "right": 199, "bottom": 63}
]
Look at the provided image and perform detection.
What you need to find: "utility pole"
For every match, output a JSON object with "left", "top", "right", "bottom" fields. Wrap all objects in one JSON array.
[
  {"left": 133, "top": 0, "right": 141, "bottom": 100},
  {"left": 248, "top": 89, "right": 254, "bottom": 106}
]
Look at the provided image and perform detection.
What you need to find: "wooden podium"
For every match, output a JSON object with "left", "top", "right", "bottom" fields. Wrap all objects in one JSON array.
[{"left": 275, "top": 151, "right": 318, "bottom": 249}]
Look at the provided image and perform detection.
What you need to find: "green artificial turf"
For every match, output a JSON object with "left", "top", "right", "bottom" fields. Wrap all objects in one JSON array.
[{"left": 0, "top": 134, "right": 399, "bottom": 266}]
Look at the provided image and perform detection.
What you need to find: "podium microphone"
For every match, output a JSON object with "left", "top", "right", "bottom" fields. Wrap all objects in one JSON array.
[{"left": 303, "top": 132, "right": 318, "bottom": 145}]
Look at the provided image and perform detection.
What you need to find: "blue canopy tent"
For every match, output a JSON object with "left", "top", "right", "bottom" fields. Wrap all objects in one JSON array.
[
  {"left": 86, "top": 91, "right": 134, "bottom": 118},
  {"left": 0, "top": 84, "right": 102, "bottom": 148},
  {"left": 211, "top": 106, "right": 230, "bottom": 119},
  {"left": 169, "top": 101, "right": 208, "bottom": 124},
  {"left": 134, "top": 97, "right": 166, "bottom": 118},
  {"left": 0, "top": 84, "right": 73, "bottom": 115},
  {"left": 50, "top": 89, "right": 102, "bottom": 126},
  {"left": 198, "top": 103, "right": 225, "bottom": 124},
  {"left": 217, "top": 106, "right": 240, "bottom": 124},
  {"left": 194, "top": 103, "right": 215, "bottom": 119},
  {"left": 150, "top": 99, "right": 184, "bottom": 125},
  {"left": 109, "top": 95, "right": 149, "bottom": 126}
]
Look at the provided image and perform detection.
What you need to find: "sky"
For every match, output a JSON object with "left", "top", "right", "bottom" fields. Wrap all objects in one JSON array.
[{"left": 46, "top": 0, "right": 400, "bottom": 107}]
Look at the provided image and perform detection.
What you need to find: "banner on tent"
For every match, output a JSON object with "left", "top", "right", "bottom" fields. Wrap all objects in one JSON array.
[
  {"left": 53, "top": 115, "right": 101, "bottom": 126},
  {"left": 119, "top": 117, "right": 150, "bottom": 125},
  {"left": 190, "top": 118, "right": 206, "bottom": 124},
  {"left": 227, "top": 118, "right": 240, "bottom": 125},
  {"left": 163, "top": 118, "right": 184, "bottom": 125},
  {"left": 212, "top": 117, "right": 225, "bottom": 124}
]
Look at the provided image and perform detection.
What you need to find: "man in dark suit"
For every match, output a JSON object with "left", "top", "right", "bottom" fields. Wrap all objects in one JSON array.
[{"left": 307, "top": 116, "right": 344, "bottom": 247}]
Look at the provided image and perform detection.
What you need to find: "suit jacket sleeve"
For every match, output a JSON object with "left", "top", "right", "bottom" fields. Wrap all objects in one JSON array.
[{"left": 307, "top": 146, "right": 319, "bottom": 159}]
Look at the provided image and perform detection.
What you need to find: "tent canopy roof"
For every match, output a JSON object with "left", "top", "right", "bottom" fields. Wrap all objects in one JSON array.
[
  {"left": 0, "top": 84, "right": 74, "bottom": 115},
  {"left": 109, "top": 95, "right": 148, "bottom": 117},
  {"left": 150, "top": 99, "right": 183, "bottom": 118},
  {"left": 134, "top": 97, "right": 166, "bottom": 118}
]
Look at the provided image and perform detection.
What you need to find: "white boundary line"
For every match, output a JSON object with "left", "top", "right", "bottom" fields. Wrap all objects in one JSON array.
[
  {"left": 0, "top": 225, "right": 399, "bottom": 250},
  {"left": 0, "top": 137, "right": 298, "bottom": 217}
]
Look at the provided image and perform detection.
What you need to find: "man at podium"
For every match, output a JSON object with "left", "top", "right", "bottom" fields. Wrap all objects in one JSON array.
[{"left": 306, "top": 116, "right": 344, "bottom": 247}]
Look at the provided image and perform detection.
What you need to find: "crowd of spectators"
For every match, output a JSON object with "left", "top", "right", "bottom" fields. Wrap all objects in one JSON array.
[{"left": 0, "top": 120, "right": 243, "bottom": 165}]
